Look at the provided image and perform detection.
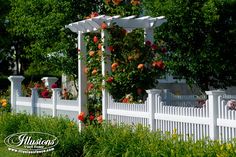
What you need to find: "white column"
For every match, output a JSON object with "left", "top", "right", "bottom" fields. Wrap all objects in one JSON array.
[
  {"left": 78, "top": 31, "right": 87, "bottom": 131},
  {"left": 8, "top": 75, "right": 25, "bottom": 112},
  {"left": 101, "top": 29, "right": 111, "bottom": 121},
  {"left": 146, "top": 89, "right": 162, "bottom": 131},
  {"left": 52, "top": 88, "right": 61, "bottom": 117},
  {"left": 144, "top": 28, "right": 154, "bottom": 43},
  {"left": 205, "top": 90, "right": 225, "bottom": 140}
]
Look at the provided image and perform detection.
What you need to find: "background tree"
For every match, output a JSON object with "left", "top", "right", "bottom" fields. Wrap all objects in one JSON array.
[
  {"left": 143, "top": 0, "right": 236, "bottom": 91},
  {"left": 7, "top": 0, "right": 104, "bottom": 78},
  {"left": 0, "top": 0, "right": 14, "bottom": 75}
]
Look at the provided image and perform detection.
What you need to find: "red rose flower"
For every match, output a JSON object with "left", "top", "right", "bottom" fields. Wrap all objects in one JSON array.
[
  {"left": 106, "top": 77, "right": 114, "bottom": 83},
  {"left": 78, "top": 112, "right": 85, "bottom": 122},
  {"left": 156, "top": 61, "right": 165, "bottom": 69},
  {"left": 108, "top": 46, "right": 114, "bottom": 52},
  {"left": 51, "top": 83, "right": 58, "bottom": 89},
  {"left": 122, "top": 98, "right": 129, "bottom": 103},
  {"left": 151, "top": 44, "right": 158, "bottom": 50},
  {"left": 145, "top": 40, "right": 152, "bottom": 46},
  {"left": 41, "top": 90, "right": 50, "bottom": 98},
  {"left": 89, "top": 115, "right": 95, "bottom": 121},
  {"left": 93, "top": 36, "right": 99, "bottom": 43}
]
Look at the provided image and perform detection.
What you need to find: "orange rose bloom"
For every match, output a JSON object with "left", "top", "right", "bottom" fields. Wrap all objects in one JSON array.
[
  {"left": 98, "top": 43, "right": 102, "bottom": 50},
  {"left": 131, "top": 0, "right": 140, "bottom": 6},
  {"left": 111, "top": 62, "right": 118, "bottom": 71},
  {"left": 112, "top": 0, "right": 122, "bottom": 5},
  {"left": 101, "top": 22, "right": 107, "bottom": 29},
  {"left": 84, "top": 67, "right": 88, "bottom": 74},
  {"left": 92, "top": 69, "right": 97, "bottom": 75},
  {"left": 137, "top": 64, "right": 144, "bottom": 70},
  {"left": 97, "top": 115, "right": 103, "bottom": 124},
  {"left": 89, "top": 51, "right": 95, "bottom": 57}
]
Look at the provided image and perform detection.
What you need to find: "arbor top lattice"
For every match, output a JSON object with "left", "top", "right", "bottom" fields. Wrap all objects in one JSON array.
[{"left": 66, "top": 15, "right": 167, "bottom": 33}]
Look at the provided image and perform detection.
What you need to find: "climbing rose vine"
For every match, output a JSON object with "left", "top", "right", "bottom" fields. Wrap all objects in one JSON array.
[{"left": 84, "top": 23, "right": 167, "bottom": 103}]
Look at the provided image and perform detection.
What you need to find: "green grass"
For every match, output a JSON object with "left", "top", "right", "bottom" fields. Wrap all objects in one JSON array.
[
  {"left": 0, "top": 141, "right": 31, "bottom": 157},
  {"left": 0, "top": 112, "right": 236, "bottom": 157}
]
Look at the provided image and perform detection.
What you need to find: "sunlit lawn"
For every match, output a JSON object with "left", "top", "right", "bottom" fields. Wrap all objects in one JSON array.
[{"left": 0, "top": 141, "right": 32, "bottom": 157}]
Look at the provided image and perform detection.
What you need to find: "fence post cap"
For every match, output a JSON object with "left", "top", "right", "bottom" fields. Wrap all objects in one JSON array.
[
  {"left": 41, "top": 77, "right": 58, "bottom": 80},
  {"left": 205, "top": 90, "right": 225, "bottom": 95},
  {"left": 8, "top": 75, "right": 25, "bottom": 81},
  {"left": 146, "top": 89, "right": 162, "bottom": 94}
]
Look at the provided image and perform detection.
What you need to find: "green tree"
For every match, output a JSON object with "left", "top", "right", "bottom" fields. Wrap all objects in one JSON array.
[
  {"left": 7, "top": 0, "right": 104, "bottom": 77},
  {"left": 0, "top": 0, "right": 14, "bottom": 75},
  {"left": 143, "top": 0, "right": 236, "bottom": 91}
]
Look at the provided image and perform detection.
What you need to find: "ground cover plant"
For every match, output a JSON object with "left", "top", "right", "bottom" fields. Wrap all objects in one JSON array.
[{"left": 0, "top": 113, "right": 236, "bottom": 157}]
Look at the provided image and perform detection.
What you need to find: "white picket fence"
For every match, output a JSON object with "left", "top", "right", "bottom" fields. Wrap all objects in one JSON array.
[
  {"left": 106, "top": 89, "right": 236, "bottom": 142},
  {"left": 14, "top": 88, "right": 80, "bottom": 122},
  {"left": 8, "top": 76, "right": 236, "bottom": 142}
]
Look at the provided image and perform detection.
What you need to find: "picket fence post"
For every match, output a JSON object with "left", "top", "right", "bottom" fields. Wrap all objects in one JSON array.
[
  {"left": 205, "top": 90, "right": 225, "bottom": 140},
  {"left": 8, "top": 75, "right": 25, "bottom": 112},
  {"left": 146, "top": 89, "right": 162, "bottom": 131},
  {"left": 163, "top": 89, "right": 171, "bottom": 105},
  {"left": 52, "top": 88, "right": 61, "bottom": 117},
  {"left": 31, "top": 88, "right": 38, "bottom": 115}
]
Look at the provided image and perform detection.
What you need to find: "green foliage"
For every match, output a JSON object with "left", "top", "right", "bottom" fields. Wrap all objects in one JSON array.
[
  {"left": 0, "top": 0, "right": 14, "bottom": 75},
  {"left": 143, "top": 0, "right": 236, "bottom": 91},
  {"left": 84, "top": 1, "right": 167, "bottom": 102},
  {"left": 0, "top": 113, "right": 83, "bottom": 157},
  {"left": 0, "top": 113, "right": 236, "bottom": 156},
  {"left": 6, "top": 0, "right": 105, "bottom": 77},
  {"left": 83, "top": 124, "right": 236, "bottom": 157}
]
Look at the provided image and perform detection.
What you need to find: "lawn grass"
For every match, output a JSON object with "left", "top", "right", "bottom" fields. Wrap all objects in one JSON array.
[{"left": 0, "top": 141, "right": 30, "bottom": 157}]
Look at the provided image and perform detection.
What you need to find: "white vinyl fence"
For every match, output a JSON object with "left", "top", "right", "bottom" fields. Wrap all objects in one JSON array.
[
  {"left": 8, "top": 76, "right": 236, "bottom": 142},
  {"left": 8, "top": 76, "right": 80, "bottom": 122},
  {"left": 106, "top": 89, "right": 236, "bottom": 142}
]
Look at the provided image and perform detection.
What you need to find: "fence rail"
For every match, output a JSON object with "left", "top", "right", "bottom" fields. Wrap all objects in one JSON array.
[
  {"left": 8, "top": 75, "right": 236, "bottom": 142},
  {"left": 106, "top": 90, "right": 236, "bottom": 142}
]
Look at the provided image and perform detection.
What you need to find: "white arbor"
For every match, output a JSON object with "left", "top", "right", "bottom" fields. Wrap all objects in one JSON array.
[{"left": 66, "top": 15, "right": 166, "bottom": 122}]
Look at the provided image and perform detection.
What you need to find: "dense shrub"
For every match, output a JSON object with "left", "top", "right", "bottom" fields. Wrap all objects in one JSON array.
[
  {"left": 0, "top": 113, "right": 236, "bottom": 156},
  {"left": 0, "top": 113, "right": 82, "bottom": 157}
]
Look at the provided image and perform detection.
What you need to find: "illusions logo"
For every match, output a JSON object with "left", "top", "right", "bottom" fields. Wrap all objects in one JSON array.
[{"left": 4, "top": 132, "right": 58, "bottom": 154}]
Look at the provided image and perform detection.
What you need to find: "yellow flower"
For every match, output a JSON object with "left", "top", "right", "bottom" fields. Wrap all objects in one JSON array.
[
  {"left": 0, "top": 99, "right": 7, "bottom": 107},
  {"left": 220, "top": 144, "right": 224, "bottom": 151},
  {"left": 0, "top": 99, "right": 7, "bottom": 104},
  {"left": 226, "top": 143, "right": 233, "bottom": 150},
  {"left": 2, "top": 102, "right": 7, "bottom": 107},
  {"left": 69, "top": 121, "right": 75, "bottom": 127}
]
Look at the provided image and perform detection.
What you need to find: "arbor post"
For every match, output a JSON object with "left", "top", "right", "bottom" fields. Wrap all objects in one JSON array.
[{"left": 78, "top": 31, "right": 88, "bottom": 131}]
